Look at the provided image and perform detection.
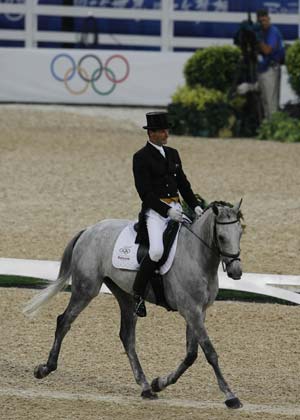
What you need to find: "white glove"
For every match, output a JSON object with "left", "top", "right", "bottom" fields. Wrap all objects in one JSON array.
[
  {"left": 194, "top": 205, "right": 203, "bottom": 217},
  {"left": 167, "top": 207, "right": 183, "bottom": 222}
]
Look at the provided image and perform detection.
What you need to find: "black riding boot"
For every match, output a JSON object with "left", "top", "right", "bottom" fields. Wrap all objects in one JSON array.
[{"left": 133, "top": 255, "right": 157, "bottom": 317}]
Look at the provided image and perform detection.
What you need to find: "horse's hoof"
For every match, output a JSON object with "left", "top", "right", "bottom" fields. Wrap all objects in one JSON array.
[
  {"left": 34, "top": 364, "right": 50, "bottom": 379},
  {"left": 141, "top": 389, "right": 158, "bottom": 400},
  {"left": 151, "top": 377, "right": 162, "bottom": 393},
  {"left": 225, "top": 397, "right": 243, "bottom": 409}
]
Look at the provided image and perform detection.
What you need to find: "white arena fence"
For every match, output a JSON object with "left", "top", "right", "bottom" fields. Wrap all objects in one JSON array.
[
  {"left": 0, "top": 257, "right": 300, "bottom": 304},
  {"left": 0, "top": 0, "right": 299, "bottom": 50}
]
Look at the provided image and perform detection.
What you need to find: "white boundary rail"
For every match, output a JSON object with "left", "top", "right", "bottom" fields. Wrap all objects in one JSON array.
[
  {"left": 1, "top": 258, "right": 300, "bottom": 304},
  {"left": 0, "top": 0, "right": 299, "bottom": 50}
]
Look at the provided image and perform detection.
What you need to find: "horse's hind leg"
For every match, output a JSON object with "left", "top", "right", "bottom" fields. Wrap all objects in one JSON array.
[
  {"left": 34, "top": 280, "right": 98, "bottom": 379},
  {"left": 151, "top": 324, "right": 198, "bottom": 393},
  {"left": 106, "top": 279, "right": 157, "bottom": 399}
]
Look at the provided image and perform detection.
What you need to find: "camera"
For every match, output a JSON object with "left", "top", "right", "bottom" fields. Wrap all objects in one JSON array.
[{"left": 234, "top": 14, "right": 262, "bottom": 61}]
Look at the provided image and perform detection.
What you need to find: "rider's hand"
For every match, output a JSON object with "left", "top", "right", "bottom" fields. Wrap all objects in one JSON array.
[
  {"left": 167, "top": 207, "right": 183, "bottom": 222},
  {"left": 194, "top": 205, "right": 203, "bottom": 217}
]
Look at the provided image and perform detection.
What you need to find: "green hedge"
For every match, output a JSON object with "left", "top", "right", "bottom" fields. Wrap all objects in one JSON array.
[
  {"left": 167, "top": 45, "right": 260, "bottom": 138},
  {"left": 285, "top": 40, "right": 300, "bottom": 97},
  {"left": 257, "top": 112, "right": 300, "bottom": 142},
  {"left": 168, "top": 85, "right": 235, "bottom": 137},
  {"left": 171, "top": 84, "right": 226, "bottom": 110},
  {"left": 184, "top": 45, "right": 241, "bottom": 92}
]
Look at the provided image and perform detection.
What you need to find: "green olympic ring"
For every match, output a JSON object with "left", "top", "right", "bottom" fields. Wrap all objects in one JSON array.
[{"left": 91, "top": 67, "right": 116, "bottom": 96}]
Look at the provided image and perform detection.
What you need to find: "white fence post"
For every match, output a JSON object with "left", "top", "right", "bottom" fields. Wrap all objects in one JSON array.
[
  {"left": 25, "top": 0, "right": 36, "bottom": 48},
  {"left": 161, "top": 0, "right": 173, "bottom": 52}
]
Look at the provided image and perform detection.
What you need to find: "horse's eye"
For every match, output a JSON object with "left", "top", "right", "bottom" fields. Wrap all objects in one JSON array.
[{"left": 219, "top": 235, "right": 225, "bottom": 243}]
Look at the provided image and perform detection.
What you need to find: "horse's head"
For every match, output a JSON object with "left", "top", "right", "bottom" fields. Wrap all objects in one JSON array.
[{"left": 212, "top": 199, "right": 243, "bottom": 280}]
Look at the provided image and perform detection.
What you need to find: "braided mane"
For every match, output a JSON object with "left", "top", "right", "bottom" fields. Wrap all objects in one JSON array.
[{"left": 203, "top": 201, "right": 243, "bottom": 221}]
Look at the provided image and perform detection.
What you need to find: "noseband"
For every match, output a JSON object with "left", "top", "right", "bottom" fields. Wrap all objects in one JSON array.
[{"left": 182, "top": 215, "right": 241, "bottom": 272}]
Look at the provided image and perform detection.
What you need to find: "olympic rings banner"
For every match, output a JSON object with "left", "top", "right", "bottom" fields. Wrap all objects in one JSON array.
[{"left": 0, "top": 48, "right": 191, "bottom": 105}]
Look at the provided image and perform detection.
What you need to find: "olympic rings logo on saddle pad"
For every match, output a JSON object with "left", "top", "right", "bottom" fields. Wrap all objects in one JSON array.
[{"left": 50, "top": 53, "right": 130, "bottom": 96}]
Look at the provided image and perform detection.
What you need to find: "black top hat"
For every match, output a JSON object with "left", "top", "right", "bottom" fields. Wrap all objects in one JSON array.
[{"left": 143, "top": 112, "right": 169, "bottom": 130}]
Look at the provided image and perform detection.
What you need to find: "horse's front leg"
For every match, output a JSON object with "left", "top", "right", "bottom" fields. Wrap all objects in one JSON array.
[
  {"left": 186, "top": 309, "right": 243, "bottom": 409},
  {"left": 151, "top": 324, "right": 198, "bottom": 393}
]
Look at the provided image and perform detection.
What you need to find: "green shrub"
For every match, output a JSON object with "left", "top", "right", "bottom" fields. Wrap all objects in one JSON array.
[
  {"left": 168, "top": 85, "right": 235, "bottom": 137},
  {"left": 286, "top": 40, "right": 300, "bottom": 97},
  {"left": 172, "top": 84, "right": 226, "bottom": 110},
  {"left": 257, "top": 112, "right": 300, "bottom": 142},
  {"left": 184, "top": 46, "right": 241, "bottom": 92}
]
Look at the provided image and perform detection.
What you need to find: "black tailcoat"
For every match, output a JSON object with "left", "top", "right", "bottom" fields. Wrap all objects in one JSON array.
[{"left": 133, "top": 142, "right": 199, "bottom": 218}]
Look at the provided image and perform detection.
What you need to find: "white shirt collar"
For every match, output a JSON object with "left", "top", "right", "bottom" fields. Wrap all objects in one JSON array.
[{"left": 148, "top": 140, "right": 165, "bottom": 157}]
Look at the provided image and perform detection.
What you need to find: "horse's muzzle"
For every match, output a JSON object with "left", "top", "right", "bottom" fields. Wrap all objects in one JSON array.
[{"left": 226, "top": 259, "right": 242, "bottom": 280}]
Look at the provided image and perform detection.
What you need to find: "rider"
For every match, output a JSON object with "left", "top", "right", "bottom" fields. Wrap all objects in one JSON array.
[{"left": 132, "top": 111, "right": 203, "bottom": 317}]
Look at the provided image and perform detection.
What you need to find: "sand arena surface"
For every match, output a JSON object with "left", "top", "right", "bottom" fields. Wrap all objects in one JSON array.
[
  {"left": 0, "top": 105, "right": 299, "bottom": 419},
  {"left": 0, "top": 104, "right": 299, "bottom": 274}
]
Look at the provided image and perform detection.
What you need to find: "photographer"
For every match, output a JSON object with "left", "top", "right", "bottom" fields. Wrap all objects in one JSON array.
[
  {"left": 256, "top": 9, "right": 285, "bottom": 119},
  {"left": 233, "top": 12, "right": 263, "bottom": 132}
]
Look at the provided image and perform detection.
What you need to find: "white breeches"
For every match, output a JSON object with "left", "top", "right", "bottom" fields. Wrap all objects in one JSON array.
[{"left": 145, "top": 201, "right": 182, "bottom": 262}]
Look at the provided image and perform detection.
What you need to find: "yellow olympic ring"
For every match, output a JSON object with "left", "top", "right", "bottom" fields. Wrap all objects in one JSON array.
[{"left": 63, "top": 66, "right": 89, "bottom": 96}]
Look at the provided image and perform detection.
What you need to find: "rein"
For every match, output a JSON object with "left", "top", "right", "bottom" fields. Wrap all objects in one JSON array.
[
  {"left": 182, "top": 214, "right": 241, "bottom": 272},
  {"left": 182, "top": 219, "right": 218, "bottom": 255}
]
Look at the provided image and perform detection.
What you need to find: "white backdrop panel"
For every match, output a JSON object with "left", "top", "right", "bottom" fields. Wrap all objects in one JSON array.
[
  {"left": 0, "top": 48, "right": 296, "bottom": 106},
  {"left": 0, "top": 48, "right": 190, "bottom": 105}
]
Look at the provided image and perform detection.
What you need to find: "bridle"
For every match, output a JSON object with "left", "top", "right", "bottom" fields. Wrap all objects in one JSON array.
[
  {"left": 182, "top": 214, "right": 241, "bottom": 273},
  {"left": 213, "top": 219, "right": 241, "bottom": 272}
]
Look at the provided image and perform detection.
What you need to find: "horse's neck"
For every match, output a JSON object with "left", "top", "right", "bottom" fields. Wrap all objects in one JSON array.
[
  {"left": 195, "top": 210, "right": 215, "bottom": 246},
  {"left": 193, "top": 210, "right": 220, "bottom": 269}
]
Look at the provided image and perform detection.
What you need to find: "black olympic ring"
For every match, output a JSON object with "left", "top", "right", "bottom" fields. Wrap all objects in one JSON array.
[
  {"left": 50, "top": 53, "right": 130, "bottom": 96},
  {"left": 77, "top": 54, "right": 103, "bottom": 83},
  {"left": 119, "top": 247, "right": 131, "bottom": 255}
]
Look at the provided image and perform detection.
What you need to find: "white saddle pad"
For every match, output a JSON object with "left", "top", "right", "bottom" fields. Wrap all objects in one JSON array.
[{"left": 112, "top": 222, "right": 179, "bottom": 275}]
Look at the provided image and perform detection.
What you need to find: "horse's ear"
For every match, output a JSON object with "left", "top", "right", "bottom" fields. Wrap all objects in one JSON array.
[
  {"left": 212, "top": 204, "right": 219, "bottom": 216},
  {"left": 233, "top": 198, "right": 243, "bottom": 213}
]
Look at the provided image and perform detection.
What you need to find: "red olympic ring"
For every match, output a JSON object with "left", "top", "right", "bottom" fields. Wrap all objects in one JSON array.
[{"left": 104, "top": 54, "right": 130, "bottom": 84}]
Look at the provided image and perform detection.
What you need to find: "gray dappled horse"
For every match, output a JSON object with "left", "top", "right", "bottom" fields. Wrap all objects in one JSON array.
[{"left": 24, "top": 201, "right": 243, "bottom": 409}]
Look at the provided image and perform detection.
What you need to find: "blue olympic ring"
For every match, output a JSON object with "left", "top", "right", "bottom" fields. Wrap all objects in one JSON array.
[
  {"left": 50, "top": 53, "right": 76, "bottom": 82},
  {"left": 50, "top": 53, "right": 130, "bottom": 96}
]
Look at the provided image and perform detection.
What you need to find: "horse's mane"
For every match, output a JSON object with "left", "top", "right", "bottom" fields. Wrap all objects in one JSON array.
[
  {"left": 183, "top": 201, "right": 243, "bottom": 228},
  {"left": 203, "top": 201, "right": 243, "bottom": 221},
  {"left": 182, "top": 198, "right": 244, "bottom": 223}
]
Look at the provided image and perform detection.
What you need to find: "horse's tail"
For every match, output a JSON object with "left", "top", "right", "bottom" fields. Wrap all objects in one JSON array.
[{"left": 23, "top": 229, "right": 85, "bottom": 318}]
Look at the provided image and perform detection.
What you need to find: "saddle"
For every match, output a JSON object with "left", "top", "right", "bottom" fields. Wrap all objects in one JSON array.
[{"left": 134, "top": 219, "right": 179, "bottom": 311}]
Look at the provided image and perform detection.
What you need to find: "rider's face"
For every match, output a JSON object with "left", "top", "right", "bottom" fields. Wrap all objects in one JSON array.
[
  {"left": 149, "top": 129, "right": 169, "bottom": 146},
  {"left": 257, "top": 15, "right": 270, "bottom": 31}
]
